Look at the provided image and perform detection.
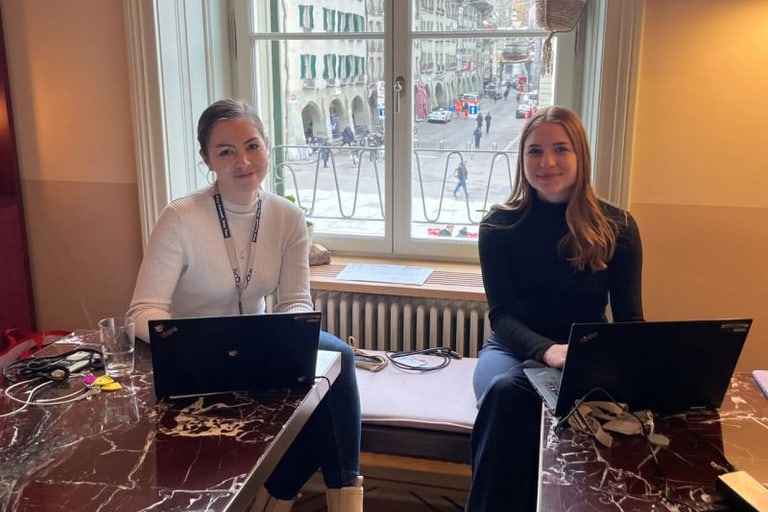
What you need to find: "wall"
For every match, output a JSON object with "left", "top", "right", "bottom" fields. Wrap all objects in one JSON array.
[
  {"left": 1, "top": 0, "right": 142, "bottom": 331},
  {"left": 2, "top": 0, "right": 766, "bottom": 369},
  {"left": 630, "top": 0, "right": 768, "bottom": 369}
]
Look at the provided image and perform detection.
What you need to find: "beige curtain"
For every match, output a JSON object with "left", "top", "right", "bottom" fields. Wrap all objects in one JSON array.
[{"left": 535, "top": 0, "right": 587, "bottom": 75}]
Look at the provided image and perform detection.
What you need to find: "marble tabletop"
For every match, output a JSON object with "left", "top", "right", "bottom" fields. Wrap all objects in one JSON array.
[
  {"left": 0, "top": 332, "right": 340, "bottom": 511},
  {"left": 538, "top": 372, "right": 768, "bottom": 511}
]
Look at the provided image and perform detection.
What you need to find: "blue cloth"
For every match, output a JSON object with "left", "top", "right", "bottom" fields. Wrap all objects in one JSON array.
[
  {"left": 453, "top": 176, "right": 467, "bottom": 197},
  {"left": 265, "top": 330, "right": 361, "bottom": 498},
  {"left": 466, "top": 335, "right": 541, "bottom": 511}
]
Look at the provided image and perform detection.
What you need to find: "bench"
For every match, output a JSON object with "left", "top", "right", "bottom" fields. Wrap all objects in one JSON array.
[{"left": 354, "top": 350, "right": 478, "bottom": 495}]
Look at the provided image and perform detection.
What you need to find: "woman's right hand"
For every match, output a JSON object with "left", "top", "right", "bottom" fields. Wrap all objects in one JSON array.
[{"left": 543, "top": 344, "right": 568, "bottom": 369}]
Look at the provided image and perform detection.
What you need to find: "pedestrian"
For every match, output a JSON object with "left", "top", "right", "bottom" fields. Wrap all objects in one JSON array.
[
  {"left": 321, "top": 146, "right": 331, "bottom": 168},
  {"left": 474, "top": 125, "right": 482, "bottom": 149},
  {"left": 455, "top": 99, "right": 462, "bottom": 118},
  {"left": 463, "top": 102, "right": 469, "bottom": 119},
  {"left": 485, "top": 112, "right": 492, "bottom": 134},
  {"left": 503, "top": 86, "right": 510, "bottom": 101},
  {"left": 341, "top": 126, "right": 354, "bottom": 147},
  {"left": 453, "top": 160, "right": 468, "bottom": 198},
  {"left": 476, "top": 112, "right": 483, "bottom": 129},
  {"left": 465, "top": 105, "right": 643, "bottom": 512},
  {"left": 127, "top": 98, "right": 364, "bottom": 512}
]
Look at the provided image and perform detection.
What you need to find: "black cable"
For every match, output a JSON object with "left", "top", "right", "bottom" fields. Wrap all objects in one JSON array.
[
  {"left": 384, "top": 347, "right": 461, "bottom": 372},
  {"left": 2, "top": 348, "right": 103, "bottom": 383},
  {"left": 659, "top": 413, "right": 736, "bottom": 474},
  {"left": 555, "top": 388, "right": 699, "bottom": 512},
  {"left": 554, "top": 387, "right": 623, "bottom": 433},
  {"left": 314, "top": 375, "right": 332, "bottom": 390}
]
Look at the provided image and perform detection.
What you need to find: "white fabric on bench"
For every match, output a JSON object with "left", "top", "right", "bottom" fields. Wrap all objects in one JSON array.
[{"left": 355, "top": 350, "right": 478, "bottom": 434}]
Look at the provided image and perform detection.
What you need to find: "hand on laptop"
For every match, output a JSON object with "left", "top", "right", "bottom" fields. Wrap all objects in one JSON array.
[{"left": 543, "top": 343, "right": 568, "bottom": 369}]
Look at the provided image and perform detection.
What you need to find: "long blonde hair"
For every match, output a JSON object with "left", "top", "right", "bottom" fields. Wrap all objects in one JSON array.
[{"left": 493, "top": 106, "right": 618, "bottom": 272}]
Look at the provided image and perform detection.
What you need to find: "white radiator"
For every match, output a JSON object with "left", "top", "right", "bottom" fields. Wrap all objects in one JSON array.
[{"left": 310, "top": 290, "right": 490, "bottom": 358}]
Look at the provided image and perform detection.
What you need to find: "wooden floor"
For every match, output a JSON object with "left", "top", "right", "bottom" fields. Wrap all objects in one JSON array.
[
  {"left": 293, "top": 484, "right": 466, "bottom": 511},
  {"left": 290, "top": 452, "right": 470, "bottom": 511}
]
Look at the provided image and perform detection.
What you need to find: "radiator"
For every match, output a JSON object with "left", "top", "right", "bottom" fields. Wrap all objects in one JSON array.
[{"left": 310, "top": 290, "right": 490, "bottom": 358}]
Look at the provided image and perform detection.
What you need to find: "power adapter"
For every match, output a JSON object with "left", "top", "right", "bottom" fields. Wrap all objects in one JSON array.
[{"left": 717, "top": 471, "right": 768, "bottom": 511}]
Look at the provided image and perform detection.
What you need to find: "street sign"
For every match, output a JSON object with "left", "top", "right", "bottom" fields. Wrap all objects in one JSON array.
[
  {"left": 469, "top": 105, "right": 478, "bottom": 115},
  {"left": 378, "top": 107, "right": 385, "bottom": 119}
]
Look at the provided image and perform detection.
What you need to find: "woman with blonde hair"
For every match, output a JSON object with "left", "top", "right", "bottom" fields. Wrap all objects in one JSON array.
[{"left": 466, "top": 106, "right": 644, "bottom": 511}]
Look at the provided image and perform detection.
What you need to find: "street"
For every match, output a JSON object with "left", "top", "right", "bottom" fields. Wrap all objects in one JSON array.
[{"left": 275, "top": 94, "right": 527, "bottom": 239}]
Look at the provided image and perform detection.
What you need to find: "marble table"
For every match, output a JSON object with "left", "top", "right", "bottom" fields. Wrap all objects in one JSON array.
[
  {"left": 538, "top": 372, "right": 768, "bottom": 511},
  {"left": 0, "top": 332, "right": 340, "bottom": 511}
]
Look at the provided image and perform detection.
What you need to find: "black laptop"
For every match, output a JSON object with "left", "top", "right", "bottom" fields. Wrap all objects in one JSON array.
[
  {"left": 524, "top": 319, "right": 752, "bottom": 418},
  {"left": 148, "top": 311, "right": 322, "bottom": 400}
]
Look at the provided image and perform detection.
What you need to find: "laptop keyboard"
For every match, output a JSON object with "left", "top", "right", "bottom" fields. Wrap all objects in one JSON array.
[{"left": 545, "top": 380, "right": 560, "bottom": 395}]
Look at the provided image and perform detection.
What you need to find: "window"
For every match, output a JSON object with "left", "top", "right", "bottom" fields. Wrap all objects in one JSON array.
[
  {"left": 240, "top": 1, "right": 583, "bottom": 259},
  {"left": 298, "top": 5, "right": 314, "bottom": 31},
  {"left": 125, "top": 1, "right": 643, "bottom": 260}
]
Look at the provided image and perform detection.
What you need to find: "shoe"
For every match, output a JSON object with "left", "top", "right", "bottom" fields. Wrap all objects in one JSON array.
[{"left": 325, "top": 476, "right": 364, "bottom": 512}]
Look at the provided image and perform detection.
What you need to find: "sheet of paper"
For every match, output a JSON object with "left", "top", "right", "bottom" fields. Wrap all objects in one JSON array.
[
  {"left": 335, "top": 263, "right": 433, "bottom": 286},
  {"left": 753, "top": 370, "right": 768, "bottom": 399}
]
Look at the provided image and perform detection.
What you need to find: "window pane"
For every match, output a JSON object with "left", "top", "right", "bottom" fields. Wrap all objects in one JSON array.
[
  {"left": 412, "top": 0, "right": 543, "bottom": 33},
  {"left": 252, "top": 34, "right": 387, "bottom": 238},
  {"left": 408, "top": 30, "right": 551, "bottom": 241},
  {"left": 247, "top": 0, "right": 563, "bottom": 257}
]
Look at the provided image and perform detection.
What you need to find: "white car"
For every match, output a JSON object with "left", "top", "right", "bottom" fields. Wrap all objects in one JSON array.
[{"left": 427, "top": 108, "right": 452, "bottom": 123}]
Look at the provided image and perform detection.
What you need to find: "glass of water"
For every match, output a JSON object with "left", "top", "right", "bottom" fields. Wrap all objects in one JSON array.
[{"left": 98, "top": 316, "right": 136, "bottom": 378}]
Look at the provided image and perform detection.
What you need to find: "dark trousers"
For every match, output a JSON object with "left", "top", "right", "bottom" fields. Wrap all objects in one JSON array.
[
  {"left": 466, "top": 335, "right": 542, "bottom": 512},
  {"left": 265, "top": 331, "right": 361, "bottom": 498}
]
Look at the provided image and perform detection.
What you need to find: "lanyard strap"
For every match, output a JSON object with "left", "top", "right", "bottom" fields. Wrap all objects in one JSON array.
[{"left": 213, "top": 185, "right": 262, "bottom": 314}]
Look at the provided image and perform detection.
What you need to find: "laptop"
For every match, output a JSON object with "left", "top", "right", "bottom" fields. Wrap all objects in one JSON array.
[
  {"left": 524, "top": 319, "right": 752, "bottom": 418},
  {"left": 148, "top": 311, "right": 322, "bottom": 400}
]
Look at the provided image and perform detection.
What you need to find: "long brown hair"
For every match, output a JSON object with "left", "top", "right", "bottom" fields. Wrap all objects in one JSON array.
[{"left": 493, "top": 106, "right": 618, "bottom": 272}]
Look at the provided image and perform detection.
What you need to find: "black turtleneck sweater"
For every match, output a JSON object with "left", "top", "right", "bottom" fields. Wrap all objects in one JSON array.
[{"left": 478, "top": 195, "right": 644, "bottom": 362}]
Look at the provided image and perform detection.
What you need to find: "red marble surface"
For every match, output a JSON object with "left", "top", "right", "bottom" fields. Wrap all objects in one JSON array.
[
  {"left": 539, "top": 372, "right": 768, "bottom": 511},
  {"left": 0, "top": 333, "right": 333, "bottom": 511}
]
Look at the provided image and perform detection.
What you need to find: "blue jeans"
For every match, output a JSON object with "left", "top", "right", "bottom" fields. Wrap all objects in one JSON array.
[
  {"left": 265, "top": 331, "right": 361, "bottom": 498},
  {"left": 453, "top": 177, "right": 467, "bottom": 197},
  {"left": 466, "top": 334, "right": 541, "bottom": 512}
]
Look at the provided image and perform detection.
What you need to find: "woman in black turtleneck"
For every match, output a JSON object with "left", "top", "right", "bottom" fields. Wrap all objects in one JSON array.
[{"left": 466, "top": 106, "right": 644, "bottom": 512}]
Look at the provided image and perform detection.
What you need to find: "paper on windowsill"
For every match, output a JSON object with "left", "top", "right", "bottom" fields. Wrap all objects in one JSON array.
[{"left": 335, "top": 263, "right": 433, "bottom": 286}]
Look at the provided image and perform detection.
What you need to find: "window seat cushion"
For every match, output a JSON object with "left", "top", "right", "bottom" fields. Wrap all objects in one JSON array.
[{"left": 355, "top": 350, "right": 478, "bottom": 463}]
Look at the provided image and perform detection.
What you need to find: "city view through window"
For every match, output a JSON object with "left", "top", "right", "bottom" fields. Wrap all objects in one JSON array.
[{"left": 250, "top": 0, "right": 559, "bottom": 251}]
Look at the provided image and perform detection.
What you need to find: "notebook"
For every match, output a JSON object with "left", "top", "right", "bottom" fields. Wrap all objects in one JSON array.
[
  {"left": 524, "top": 319, "right": 752, "bottom": 418},
  {"left": 753, "top": 370, "right": 768, "bottom": 399},
  {"left": 148, "top": 311, "right": 322, "bottom": 400}
]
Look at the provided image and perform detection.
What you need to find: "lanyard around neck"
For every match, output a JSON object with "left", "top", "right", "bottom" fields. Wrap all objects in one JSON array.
[{"left": 213, "top": 185, "right": 262, "bottom": 315}]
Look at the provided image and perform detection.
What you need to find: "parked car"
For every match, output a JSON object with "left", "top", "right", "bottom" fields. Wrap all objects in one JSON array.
[
  {"left": 516, "top": 102, "right": 534, "bottom": 119},
  {"left": 427, "top": 107, "right": 452, "bottom": 123},
  {"left": 484, "top": 83, "right": 503, "bottom": 100}
]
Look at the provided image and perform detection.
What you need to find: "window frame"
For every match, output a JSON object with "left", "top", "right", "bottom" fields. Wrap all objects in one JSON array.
[{"left": 124, "top": 0, "right": 643, "bottom": 259}]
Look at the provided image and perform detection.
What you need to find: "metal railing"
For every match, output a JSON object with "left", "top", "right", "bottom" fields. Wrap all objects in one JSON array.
[{"left": 270, "top": 143, "right": 517, "bottom": 232}]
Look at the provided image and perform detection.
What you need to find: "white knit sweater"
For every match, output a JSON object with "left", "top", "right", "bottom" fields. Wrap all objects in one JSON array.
[{"left": 127, "top": 186, "right": 313, "bottom": 342}]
